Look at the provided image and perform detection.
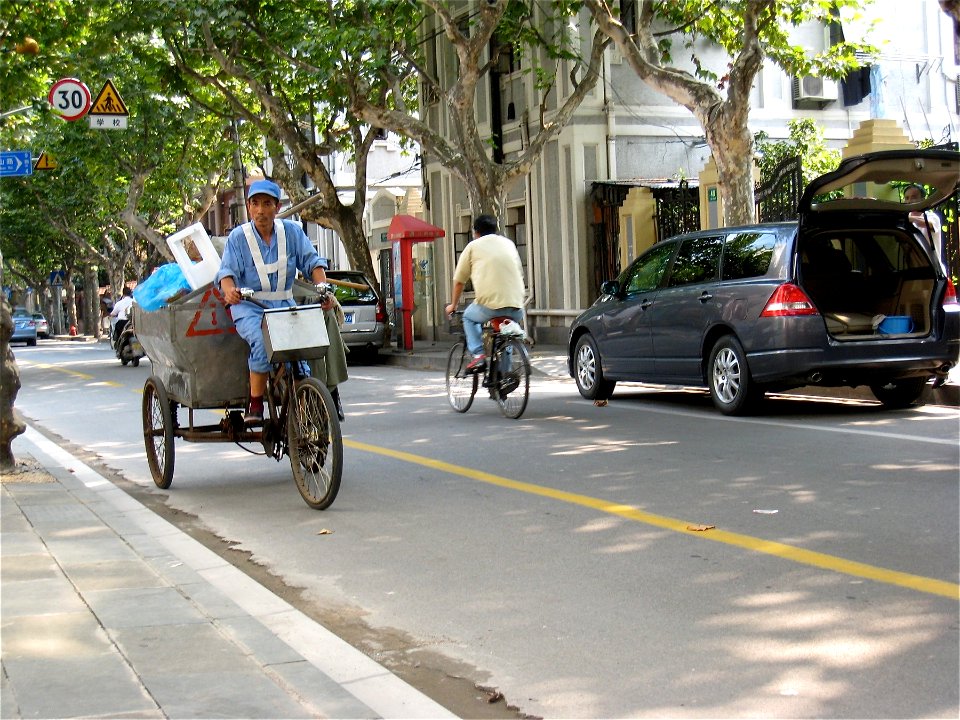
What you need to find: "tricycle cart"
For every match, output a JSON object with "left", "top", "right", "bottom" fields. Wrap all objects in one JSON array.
[{"left": 134, "top": 282, "right": 342, "bottom": 509}]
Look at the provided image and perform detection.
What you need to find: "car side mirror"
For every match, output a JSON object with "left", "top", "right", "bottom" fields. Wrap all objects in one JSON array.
[{"left": 600, "top": 280, "right": 621, "bottom": 297}]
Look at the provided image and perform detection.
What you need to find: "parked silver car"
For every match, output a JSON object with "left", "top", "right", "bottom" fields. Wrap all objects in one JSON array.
[
  {"left": 32, "top": 312, "right": 49, "bottom": 338},
  {"left": 326, "top": 270, "right": 388, "bottom": 358},
  {"left": 569, "top": 149, "right": 960, "bottom": 414},
  {"left": 11, "top": 307, "right": 38, "bottom": 346}
]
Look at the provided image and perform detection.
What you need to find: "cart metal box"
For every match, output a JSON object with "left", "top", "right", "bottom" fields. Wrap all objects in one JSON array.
[
  {"left": 262, "top": 304, "right": 329, "bottom": 362},
  {"left": 134, "top": 284, "right": 251, "bottom": 408}
]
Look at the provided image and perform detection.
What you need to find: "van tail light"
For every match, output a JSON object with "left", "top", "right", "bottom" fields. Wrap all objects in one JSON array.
[
  {"left": 943, "top": 277, "right": 959, "bottom": 309},
  {"left": 760, "top": 283, "right": 819, "bottom": 317},
  {"left": 375, "top": 301, "right": 388, "bottom": 323}
]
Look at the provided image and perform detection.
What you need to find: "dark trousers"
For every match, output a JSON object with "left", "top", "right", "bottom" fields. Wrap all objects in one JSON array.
[{"left": 113, "top": 318, "right": 128, "bottom": 345}]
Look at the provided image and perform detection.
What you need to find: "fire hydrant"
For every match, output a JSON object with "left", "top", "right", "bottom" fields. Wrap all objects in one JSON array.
[{"left": 69, "top": 324, "right": 77, "bottom": 336}]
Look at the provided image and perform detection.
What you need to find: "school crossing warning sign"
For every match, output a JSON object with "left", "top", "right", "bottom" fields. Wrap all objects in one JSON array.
[{"left": 89, "top": 79, "right": 129, "bottom": 130}]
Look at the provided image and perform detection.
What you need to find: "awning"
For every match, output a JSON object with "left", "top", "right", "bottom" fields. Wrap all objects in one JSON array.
[{"left": 386, "top": 214, "right": 445, "bottom": 242}]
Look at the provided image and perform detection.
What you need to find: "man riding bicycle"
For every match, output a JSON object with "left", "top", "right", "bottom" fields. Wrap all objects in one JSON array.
[
  {"left": 444, "top": 214, "right": 525, "bottom": 373},
  {"left": 217, "top": 179, "right": 337, "bottom": 423}
]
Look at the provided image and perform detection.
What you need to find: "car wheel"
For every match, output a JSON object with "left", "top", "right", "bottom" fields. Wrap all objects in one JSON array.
[
  {"left": 574, "top": 334, "right": 615, "bottom": 400},
  {"left": 708, "top": 336, "right": 761, "bottom": 415},
  {"left": 869, "top": 378, "right": 927, "bottom": 409}
]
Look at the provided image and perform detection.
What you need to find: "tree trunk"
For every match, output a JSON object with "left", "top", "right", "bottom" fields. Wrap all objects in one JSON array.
[
  {"left": 0, "top": 295, "right": 25, "bottom": 471},
  {"left": 84, "top": 266, "right": 99, "bottom": 335},
  {"left": 65, "top": 271, "right": 78, "bottom": 332},
  {"left": 706, "top": 119, "right": 757, "bottom": 227},
  {"left": 300, "top": 204, "right": 378, "bottom": 282}
]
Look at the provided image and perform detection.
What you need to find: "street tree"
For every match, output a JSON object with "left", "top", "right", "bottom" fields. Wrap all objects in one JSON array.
[
  {"left": 0, "top": 0, "right": 243, "bottom": 463},
  {"left": 586, "top": 0, "right": 876, "bottom": 225},
  {"left": 152, "top": 0, "right": 392, "bottom": 281},
  {"left": 345, "top": 0, "right": 611, "bottom": 219}
]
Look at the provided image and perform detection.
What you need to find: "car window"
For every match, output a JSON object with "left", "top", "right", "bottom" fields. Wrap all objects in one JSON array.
[
  {"left": 722, "top": 232, "right": 779, "bottom": 280},
  {"left": 622, "top": 242, "right": 676, "bottom": 295},
  {"left": 667, "top": 236, "right": 722, "bottom": 287},
  {"left": 843, "top": 234, "right": 928, "bottom": 274},
  {"left": 330, "top": 276, "right": 377, "bottom": 305}
]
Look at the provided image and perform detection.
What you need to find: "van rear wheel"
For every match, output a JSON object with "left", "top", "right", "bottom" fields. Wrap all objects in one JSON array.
[
  {"left": 870, "top": 378, "right": 927, "bottom": 409},
  {"left": 708, "top": 336, "right": 762, "bottom": 415}
]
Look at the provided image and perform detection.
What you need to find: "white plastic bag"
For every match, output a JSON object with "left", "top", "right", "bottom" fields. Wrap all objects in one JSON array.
[{"left": 499, "top": 319, "right": 526, "bottom": 338}]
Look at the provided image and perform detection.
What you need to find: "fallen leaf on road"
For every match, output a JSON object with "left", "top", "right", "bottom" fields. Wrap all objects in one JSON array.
[
  {"left": 317, "top": 528, "right": 334, "bottom": 535},
  {"left": 686, "top": 524, "right": 715, "bottom": 531},
  {"left": 594, "top": 399, "right": 608, "bottom": 406}
]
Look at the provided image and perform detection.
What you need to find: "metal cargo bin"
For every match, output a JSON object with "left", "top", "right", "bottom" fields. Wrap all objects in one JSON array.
[
  {"left": 262, "top": 304, "right": 329, "bottom": 362},
  {"left": 134, "top": 284, "right": 250, "bottom": 408}
]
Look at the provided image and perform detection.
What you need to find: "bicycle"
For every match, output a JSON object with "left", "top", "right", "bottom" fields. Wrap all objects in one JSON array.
[
  {"left": 140, "top": 285, "right": 342, "bottom": 510},
  {"left": 445, "top": 311, "right": 531, "bottom": 419}
]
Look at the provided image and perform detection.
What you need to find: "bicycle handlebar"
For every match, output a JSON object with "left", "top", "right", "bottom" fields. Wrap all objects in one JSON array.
[{"left": 239, "top": 283, "right": 333, "bottom": 309}]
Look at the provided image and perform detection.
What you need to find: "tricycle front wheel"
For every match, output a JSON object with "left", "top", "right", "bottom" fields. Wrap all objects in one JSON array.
[
  {"left": 287, "top": 377, "right": 342, "bottom": 509},
  {"left": 142, "top": 376, "right": 175, "bottom": 489}
]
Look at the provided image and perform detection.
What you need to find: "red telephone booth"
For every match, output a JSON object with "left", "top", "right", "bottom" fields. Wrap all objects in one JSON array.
[{"left": 386, "top": 215, "right": 445, "bottom": 351}]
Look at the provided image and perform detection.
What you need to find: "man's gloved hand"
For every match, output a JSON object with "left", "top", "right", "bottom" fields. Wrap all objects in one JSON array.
[{"left": 316, "top": 283, "right": 335, "bottom": 310}]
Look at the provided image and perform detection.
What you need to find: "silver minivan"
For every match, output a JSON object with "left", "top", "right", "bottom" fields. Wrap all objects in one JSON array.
[
  {"left": 326, "top": 270, "right": 389, "bottom": 358},
  {"left": 569, "top": 149, "right": 960, "bottom": 414}
]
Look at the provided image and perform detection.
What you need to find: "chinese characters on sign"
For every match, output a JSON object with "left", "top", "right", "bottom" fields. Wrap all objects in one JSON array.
[
  {"left": 90, "top": 115, "right": 128, "bottom": 129},
  {"left": 0, "top": 151, "right": 33, "bottom": 177}
]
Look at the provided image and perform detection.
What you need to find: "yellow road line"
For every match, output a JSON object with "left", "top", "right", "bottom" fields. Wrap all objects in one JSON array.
[
  {"left": 345, "top": 439, "right": 960, "bottom": 601},
  {"left": 23, "top": 362, "right": 93, "bottom": 380},
  {"left": 22, "top": 361, "right": 129, "bottom": 389}
]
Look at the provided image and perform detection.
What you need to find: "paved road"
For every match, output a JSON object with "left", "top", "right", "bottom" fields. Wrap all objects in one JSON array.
[{"left": 10, "top": 340, "right": 960, "bottom": 718}]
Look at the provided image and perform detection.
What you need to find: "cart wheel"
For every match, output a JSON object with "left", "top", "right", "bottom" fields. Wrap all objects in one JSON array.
[
  {"left": 287, "top": 377, "right": 342, "bottom": 510},
  {"left": 142, "top": 376, "right": 175, "bottom": 489}
]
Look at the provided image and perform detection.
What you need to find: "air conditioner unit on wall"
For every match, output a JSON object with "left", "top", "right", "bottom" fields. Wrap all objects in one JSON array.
[{"left": 792, "top": 75, "right": 839, "bottom": 105}]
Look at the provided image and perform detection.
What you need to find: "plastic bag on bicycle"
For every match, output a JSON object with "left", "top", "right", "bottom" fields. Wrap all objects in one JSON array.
[{"left": 497, "top": 318, "right": 526, "bottom": 338}]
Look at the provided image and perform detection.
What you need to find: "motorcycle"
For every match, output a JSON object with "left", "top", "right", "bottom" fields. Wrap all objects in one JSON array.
[{"left": 113, "top": 317, "right": 146, "bottom": 367}]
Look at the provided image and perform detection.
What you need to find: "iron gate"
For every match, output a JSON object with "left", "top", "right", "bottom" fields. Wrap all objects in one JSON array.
[
  {"left": 755, "top": 155, "right": 802, "bottom": 222},
  {"left": 653, "top": 180, "right": 700, "bottom": 241}
]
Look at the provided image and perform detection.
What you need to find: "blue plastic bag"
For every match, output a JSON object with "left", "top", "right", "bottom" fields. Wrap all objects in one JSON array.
[{"left": 133, "top": 263, "right": 192, "bottom": 312}]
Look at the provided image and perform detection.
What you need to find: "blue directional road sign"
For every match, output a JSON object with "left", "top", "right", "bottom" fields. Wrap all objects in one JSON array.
[{"left": 0, "top": 151, "right": 33, "bottom": 177}]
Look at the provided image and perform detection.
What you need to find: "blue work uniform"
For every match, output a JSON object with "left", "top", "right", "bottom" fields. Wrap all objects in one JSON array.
[{"left": 216, "top": 219, "right": 326, "bottom": 373}]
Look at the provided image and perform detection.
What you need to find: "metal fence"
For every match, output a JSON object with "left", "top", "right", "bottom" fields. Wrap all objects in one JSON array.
[
  {"left": 652, "top": 180, "right": 700, "bottom": 241},
  {"left": 755, "top": 156, "right": 802, "bottom": 223}
]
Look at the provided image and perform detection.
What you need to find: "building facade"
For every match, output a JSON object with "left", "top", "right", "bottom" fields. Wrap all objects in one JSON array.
[{"left": 417, "top": 0, "right": 959, "bottom": 345}]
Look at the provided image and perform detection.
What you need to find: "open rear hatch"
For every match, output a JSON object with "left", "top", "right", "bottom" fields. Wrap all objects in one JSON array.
[{"left": 796, "top": 149, "right": 959, "bottom": 340}]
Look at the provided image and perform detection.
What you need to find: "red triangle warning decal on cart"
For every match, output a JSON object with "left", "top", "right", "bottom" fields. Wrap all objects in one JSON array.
[{"left": 186, "top": 287, "right": 237, "bottom": 337}]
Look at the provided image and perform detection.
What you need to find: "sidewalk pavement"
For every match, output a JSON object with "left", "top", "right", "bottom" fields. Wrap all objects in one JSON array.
[
  {"left": 379, "top": 341, "right": 960, "bottom": 407},
  {"left": 2, "top": 426, "right": 456, "bottom": 720}
]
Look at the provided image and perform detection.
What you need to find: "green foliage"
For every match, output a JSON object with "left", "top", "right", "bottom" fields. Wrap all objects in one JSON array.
[
  {"left": 1, "top": 0, "right": 244, "bottom": 290},
  {"left": 754, "top": 118, "right": 840, "bottom": 185},
  {"left": 651, "top": 0, "right": 878, "bottom": 85}
]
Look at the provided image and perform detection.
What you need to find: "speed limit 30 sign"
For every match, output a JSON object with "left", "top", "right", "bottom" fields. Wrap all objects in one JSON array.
[{"left": 48, "top": 78, "right": 92, "bottom": 121}]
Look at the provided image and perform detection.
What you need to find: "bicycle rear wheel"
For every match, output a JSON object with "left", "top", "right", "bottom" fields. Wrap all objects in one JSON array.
[
  {"left": 446, "top": 340, "right": 477, "bottom": 412},
  {"left": 492, "top": 337, "right": 530, "bottom": 419},
  {"left": 287, "top": 377, "right": 342, "bottom": 509}
]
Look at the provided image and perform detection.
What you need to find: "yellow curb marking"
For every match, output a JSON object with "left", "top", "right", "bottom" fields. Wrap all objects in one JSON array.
[{"left": 345, "top": 439, "right": 959, "bottom": 601}]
